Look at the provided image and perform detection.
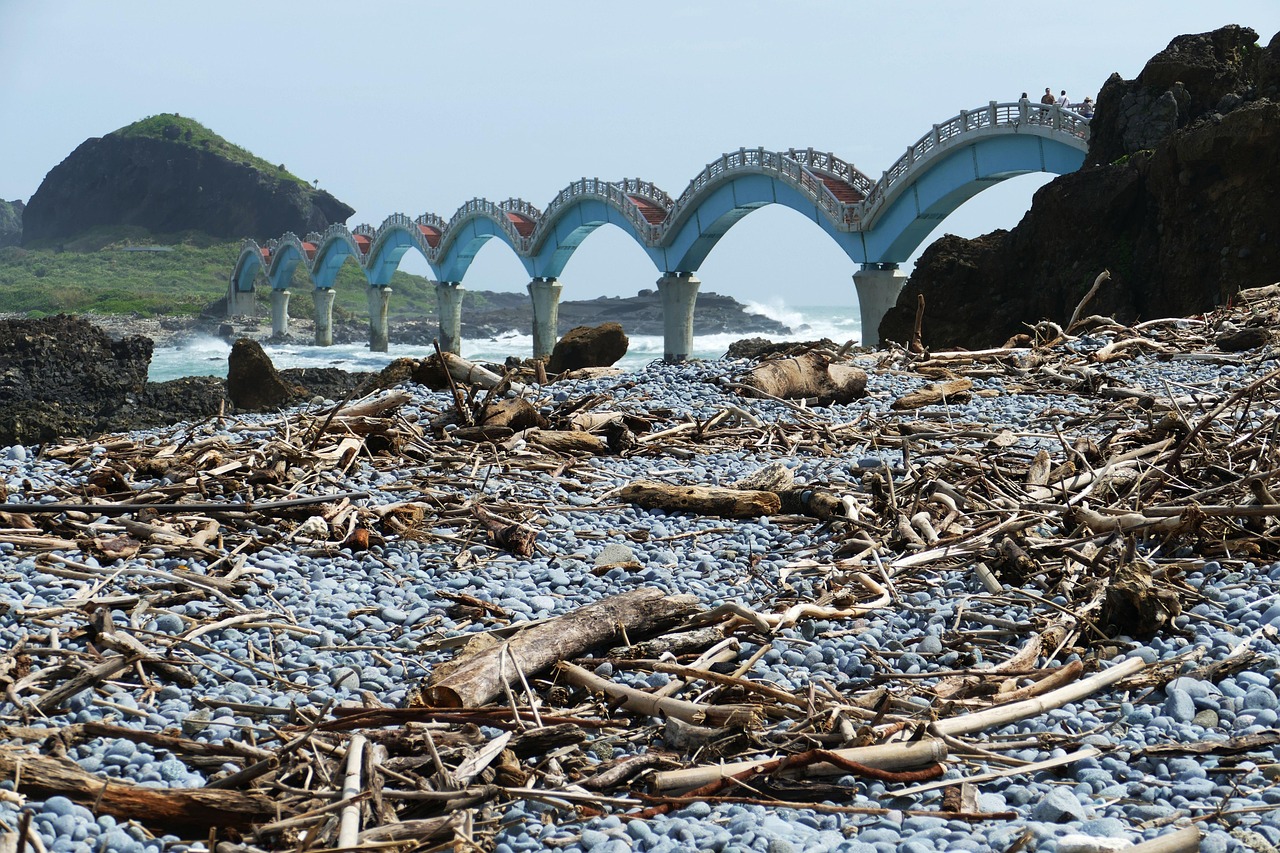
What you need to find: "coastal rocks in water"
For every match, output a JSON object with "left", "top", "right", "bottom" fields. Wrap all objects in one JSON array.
[
  {"left": 879, "top": 25, "right": 1280, "bottom": 350},
  {"left": 22, "top": 114, "right": 353, "bottom": 244},
  {"left": 725, "top": 337, "right": 841, "bottom": 361},
  {"left": 0, "top": 314, "right": 152, "bottom": 445},
  {"left": 547, "top": 323, "right": 629, "bottom": 374},
  {"left": 227, "top": 338, "right": 301, "bottom": 411},
  {"left": 0, "top": 199, "right": 23, "bottom": 249}
]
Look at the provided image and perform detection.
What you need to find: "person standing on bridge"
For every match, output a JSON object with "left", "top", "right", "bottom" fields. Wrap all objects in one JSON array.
[
  {"left": 1039, "top": 87, "right": 1055, "bottom": 122},
  {"left": 1057, "top": 90, "right": 1070, "bottom": 109},
  {"left": 1079, "top": 96, "right": 1094, "bottom": 118}
]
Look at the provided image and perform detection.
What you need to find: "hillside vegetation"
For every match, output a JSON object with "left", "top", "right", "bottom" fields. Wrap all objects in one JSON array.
[
  {"left": 0, "top": 229, "right": 465, "bottom": 321},
  {"left": 110, "top": 114, "right": 308, "bottom": 189}
]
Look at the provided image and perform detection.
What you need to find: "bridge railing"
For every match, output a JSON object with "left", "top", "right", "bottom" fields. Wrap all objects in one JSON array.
[
  {"left": 787, "top": 148, "right": 876, "bottom": 198},
  {"left": 531, "top": 178, "right": 665, "bottom": 248},
  {"left": 667, "top": 147, "right": 854, "bottom": 234},
  {"left": 499, "top": 198, "right": 542, "bottom": 220},
  {"left": 860, "top": 101, "right": 1090, "bottom": 222}
]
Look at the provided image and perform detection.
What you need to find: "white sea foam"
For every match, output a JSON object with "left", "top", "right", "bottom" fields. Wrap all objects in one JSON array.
[{"left": 146, "top": 303, "right": 863, "bottom": 381}]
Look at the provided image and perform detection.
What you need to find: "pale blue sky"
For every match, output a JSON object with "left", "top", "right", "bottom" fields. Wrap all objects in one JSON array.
[{"left": 2, "top": 2, "right": 1275, "bottom": 307}]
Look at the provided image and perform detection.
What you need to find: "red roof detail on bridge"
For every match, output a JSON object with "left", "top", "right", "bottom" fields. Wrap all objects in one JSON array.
[
  {"left": 302, "top": 242, "right": 316, "bottom": 261},
  {"left": 816, "top": 174, "right": 864, "bottom": 204},
  {"left": 259, "top": 246, "right": 271, "bottom": 260},
  {"left": 353, "top": 234, "right": 371, "bottom": 254},
  {"left": 417, "top": 223, "right": 441, "bottom": 248},
  {"left": 505, "top": 212, "right": 535, "bottom": 237},
  {"left": 627, "top": 195, "right": 668, "bottom": 224}
]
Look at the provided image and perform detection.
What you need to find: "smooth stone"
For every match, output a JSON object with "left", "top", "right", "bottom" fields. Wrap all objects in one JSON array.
[{"left": 1032, "top": 787, "right": 1088, "bottom": 823}]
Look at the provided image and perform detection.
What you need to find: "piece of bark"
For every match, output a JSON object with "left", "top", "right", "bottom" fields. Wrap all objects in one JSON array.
[
  {"left": 0, "top": 747, "right": 274, "bottom": 831},
  {"left": 473, "top": 505, "right": 537, "bottom": 558},
  {"left": 422, "top": 587, "right": 701, "bottom": 707},
  {"left": 890, "top": 378, "right": 973, "bottom": 410},
  {"left": 617, "top": 481, "right": 781, "bottom": 518},
  {"left": 737, "top": 351, "right": 867, "bottom": 404}
]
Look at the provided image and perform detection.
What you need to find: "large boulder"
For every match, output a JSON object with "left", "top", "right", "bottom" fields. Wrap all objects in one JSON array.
[
  {"left": 880, "top": 26, "right": 1280, "bottom": 351},
  {"left": 22, "top": 114, "right": 353, "bottom": 244},
  {"left": 0, "top": 315, "right": 152, "bottom": 445},
  {"left": 547, "top": 323, "right": 629, "bottom": 373},
  {"left": 227, "top": 338, "right": 299, "bottom": 411}
]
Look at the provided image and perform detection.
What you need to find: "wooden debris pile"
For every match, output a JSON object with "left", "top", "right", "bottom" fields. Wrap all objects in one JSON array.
[{"left": 2, "top": 285, "right": 1279, "bottom": 849}]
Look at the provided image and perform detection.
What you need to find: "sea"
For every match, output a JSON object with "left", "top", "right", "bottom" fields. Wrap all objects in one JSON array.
[{"left": 146, "top": 302, "right": 862, "bottom": 383}]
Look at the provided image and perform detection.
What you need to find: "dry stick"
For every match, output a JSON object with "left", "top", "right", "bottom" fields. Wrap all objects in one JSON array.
[
  {"left": 335, "top": 734, "right": 367, "bottom": 850},
  {"left": 1124, "top": 826, "right": 1201, "bottom": 853},
  {"left": 933, "top": 656, "right": 1144, "bottom": 737},
  {"left": 893, "top": 747, "right": 1102, "bottom": 797},
  {"left": 558, "top": 661, "right": 763, "bottom": 728},
  {"left": 1066, "top": 270, "right": 1111, "bottom": 332},
  {"left": 651, "top": 740, "right": 946, "bottom": 794},
  {"left": 1, "top": 490, "right": 370, "bottom": 516}
]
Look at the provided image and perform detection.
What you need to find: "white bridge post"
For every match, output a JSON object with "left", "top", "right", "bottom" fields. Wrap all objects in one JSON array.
[
  {"left": 528, "top": 277, "right": 562, "bottom": 360},
  {"left": 656, "top": 272, "right": 701, "bottom": 363},
  {"left": 852, "top": 264, "right": 907, "bottom": 348},
  {"left": 367, "top": 286, "right": 392, "bottom": 352},
  {"left": 227, "top": 285, "right": 256, "bottom": 318},
  {"left": 269, "top": 289, "right": 290, "bottom": 338},
  {"left": 435, "top": 281, "right": 464, "bottom": 354},
  {"left": 314, "top": 288, "right": 336, "bottom": 346}
]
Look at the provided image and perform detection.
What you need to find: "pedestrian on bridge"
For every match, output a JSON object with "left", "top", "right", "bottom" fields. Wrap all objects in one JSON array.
[
  {"left": 1040, "top": 88, "right": 1056, "bottom": 105},
  {"left": 1057, "top": 90, "right": 1070, "bottom": 108},
  {"left": 1079, "top": 96, "right": 1094, "bottom": 118}
]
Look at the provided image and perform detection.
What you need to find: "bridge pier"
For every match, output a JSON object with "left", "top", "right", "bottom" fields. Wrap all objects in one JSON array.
[
  {"left": 367, "top": 287, "right": 392, "bottom": 352},
  {"left": 657, "top": 273, "right": 701, "bottom": 363},
  {"left": 314, "top": 288, "right": 336, "bottom": 346},
  {"left": 852, "top": 264, "right": 907, "bottom": 349},
  {"left": 270, "top": 289, "right": 291, "bottom": 338},
  {"left": 435, "top": 281, "right": 464, "bottom": 354},
  {"left": 528, "top": 277, "right": 562, "bottom": 360},
  {"left": 227, "top": 286, "right": 256, "bottom": 318}
]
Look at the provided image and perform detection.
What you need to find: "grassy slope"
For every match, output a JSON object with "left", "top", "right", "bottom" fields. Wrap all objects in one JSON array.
[
  {"left": 0, "top": 230, "right": 511, "bottom": 321},
  {"left": 111, "top": 114, "right": 308, "bottom": 188}
]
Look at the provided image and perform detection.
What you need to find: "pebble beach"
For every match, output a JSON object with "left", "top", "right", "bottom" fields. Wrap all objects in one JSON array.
[{"left": 3, "top": 303, "right": 1280, "bottom": 852}]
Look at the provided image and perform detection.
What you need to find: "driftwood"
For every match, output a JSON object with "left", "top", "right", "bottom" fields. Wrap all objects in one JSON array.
[
  {"left": 891, "top": 378, "right": 973, "bottom": 410},
  {"left": 737, "top": 350, "right": 868, "bottom": 403},
  {"left": 617, "top": 481, "right": 782, "bottom": 518},
  {"left": 0, "top": 747, "right": 275, "bottom": 830},
  {"left": 422, "top": 587, "right": 702, "bottom": 707}
]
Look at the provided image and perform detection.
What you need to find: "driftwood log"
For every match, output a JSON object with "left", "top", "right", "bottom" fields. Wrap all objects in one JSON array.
[
  {"left": 423, "top": 587, "right": 702, "bottom": 707},
  {"left": 737, "top": 351, "right": 867, "bottom": 403},
  {"left": 0, "top": 747, "right": 276, "bottom": 831},
  {"left": 617, "top": 481, "right": 782, "bottom": 518}
]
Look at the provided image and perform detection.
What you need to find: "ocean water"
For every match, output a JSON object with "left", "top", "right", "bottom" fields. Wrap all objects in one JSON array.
[{"left": 146, "top": 301, "right": 862, "bottom": 382}]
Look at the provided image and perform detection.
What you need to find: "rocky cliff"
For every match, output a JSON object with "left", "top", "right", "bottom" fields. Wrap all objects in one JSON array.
[
  {"left": 0, "top": 199, "right": 22, "bottom": 249},
  {"left": 879, "top": 25, "right": 1280, "bottom": 350},
  {"left": 22, "top": 114, "right": 353, "bottom": 245}
]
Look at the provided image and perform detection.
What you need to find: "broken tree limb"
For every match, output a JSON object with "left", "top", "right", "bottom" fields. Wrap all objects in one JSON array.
[
  {"left": 891, "top": 378, "right": 973, "bottom": 411},
  {"left": 422, "top": 587, "right": 702, "bottom": 707},
  {"left": 0, "top": 747, "right": 275, "bottom": 831},
  {"left": 651, "top": 739, "right": 947, "bottom": 794},
  {"left": 617, "top": 481, "right": 781, "bottom": 518},
  {"left": 737, "top": 351, "right": 868, "bottom": 404},
  {"left": 557, "top": 661, "right": 763, "bottom": 728},
  {"left": 1067, "top": 270, "right": 1111, "bottom": 333}
]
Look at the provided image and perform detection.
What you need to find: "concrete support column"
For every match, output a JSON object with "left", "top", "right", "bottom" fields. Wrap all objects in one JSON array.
[
  {"left": 367, "top": 286, "right": 392, "bottom": 353},
  {"left": 269, "top": 289, "right": 290, "bottom": 338},
  {"left": 435, "top": 281, "right": 464, "bottom": 354},
  {"left": 656, "top": 272, "right": 701, "bottom": 363},
  {"left": 227, "top": 286, "right": 256, "bottom": 318},
  {"left": 314, "top": 288, "right": 336, "bottom": 346},
  {"left": 852, "top": 264, "right": 907, "bottom": 349},
  {"left": 527, "top": 277, "right": 562, "bottom": 360}
]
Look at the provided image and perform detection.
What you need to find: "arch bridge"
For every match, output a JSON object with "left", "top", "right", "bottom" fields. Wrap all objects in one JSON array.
[{"left": 229, "top": 100, "right": 1088, "bottom": 359}]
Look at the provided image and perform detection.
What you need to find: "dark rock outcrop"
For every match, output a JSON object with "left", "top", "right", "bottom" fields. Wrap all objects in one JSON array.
[
  {"left": 0, "top": 199, "right": 23, "bottom": 249},
  {"left": 22, "top": 115, "right": 353, "bottom": 244},
  {"left": 880, "top": 26, "right": 1280, "bottom": 351},
  {"left": 547, "top": 323, "right": 629, "bottom": 373},
  {"left": 0, "top": 315, "right": 152, "bottom": 445}
]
